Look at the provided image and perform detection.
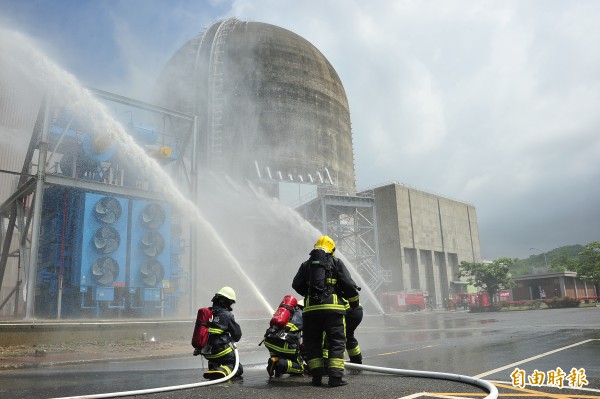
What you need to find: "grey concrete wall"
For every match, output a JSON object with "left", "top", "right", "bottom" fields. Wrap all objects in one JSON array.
[
  {"left": 372, "top": 184, "right": 404, "bottom": 291},
  {"left": 372, "top": 183, "right": 482, "bottom": 307}
]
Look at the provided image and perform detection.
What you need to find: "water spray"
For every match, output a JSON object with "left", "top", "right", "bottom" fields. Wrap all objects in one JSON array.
[
  {"left": 2, "top": 26, "right": 388, "bottom": 322},
  {"left": 66, "top": 97, "right": 274, "bottom": 315},
  {"left": 256, "top": 193, "right": 386, "bottom": 314},
  {"left": 0, "top": 27, "right": 274, "bottom": 316}
]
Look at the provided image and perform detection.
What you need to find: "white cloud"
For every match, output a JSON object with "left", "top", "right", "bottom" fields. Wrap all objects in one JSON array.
[
  {"left": 227, "top": 0, "right": 600, "bottom": 258},
  {"left": 1, "top": 0, "right": 599, "bottom": 259}
]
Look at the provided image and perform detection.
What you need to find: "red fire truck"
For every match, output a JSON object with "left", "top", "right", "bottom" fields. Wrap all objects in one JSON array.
[{"left": 381, "top": 291, "right": 426, "bottom": 312}]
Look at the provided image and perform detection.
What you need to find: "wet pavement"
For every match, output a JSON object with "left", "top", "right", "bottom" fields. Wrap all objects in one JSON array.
[{"left": 1, "top": 307, "right": 599, "bottom": 398}]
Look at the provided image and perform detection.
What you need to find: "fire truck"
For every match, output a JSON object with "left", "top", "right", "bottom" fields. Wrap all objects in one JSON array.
[
  {"left": 454, "top": 291, "right": 510, "bottom": 309},
  {"left": 381, "top": 291, "right": 426, "bottom": 312}
]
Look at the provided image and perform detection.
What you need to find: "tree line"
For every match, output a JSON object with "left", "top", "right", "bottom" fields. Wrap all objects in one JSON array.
[{"left": 458, "top": 241, "right": 600, "bottom": 304}]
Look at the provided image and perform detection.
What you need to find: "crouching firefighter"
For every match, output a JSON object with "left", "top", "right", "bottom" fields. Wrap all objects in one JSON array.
[
  {"left": 292, "top": 235, "right": 360, "bottom": 387},
  {"left": 260, "top": 296, "right": 305, "bottom": 377},
  {"left": 197, "top": 286, "right": 243, "bottom": 380}
]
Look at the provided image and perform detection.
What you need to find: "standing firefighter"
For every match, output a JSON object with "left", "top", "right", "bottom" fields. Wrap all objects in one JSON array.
[
  {"left": 322, "top": 284, "right": 363, "bottom": 365},
  {"left": 343, "top": 295, "right": 363, "bottom": 364},
  {"left": 196, "top": 286, "right": 243, "bottom": 380},
  {"left": 292, "top": 235, "right": 360, "bottom": 387}
]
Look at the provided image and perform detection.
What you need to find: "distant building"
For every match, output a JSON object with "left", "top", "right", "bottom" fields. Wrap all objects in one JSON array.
[
  {"left": 366, "top": 182, "right": 481, "bottom": 308},
  {"left": 512, "top": 271, "right": 598, "bottom": 300}
]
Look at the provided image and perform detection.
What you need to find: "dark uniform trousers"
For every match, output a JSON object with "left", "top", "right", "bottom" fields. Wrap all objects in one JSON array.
[
  {"left": 203, "top": 346, "right": 238, "bottom": 377},
  {"left": 345, "top": 306, "right": 363, "bottom": 362},
  {"left": 303, "top": 312, "right": 346, "bottom": 378}
]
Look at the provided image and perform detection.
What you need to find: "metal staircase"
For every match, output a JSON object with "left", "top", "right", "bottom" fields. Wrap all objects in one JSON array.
[{"left": 297, "top": 189, "right": 391, "bottom": 295}]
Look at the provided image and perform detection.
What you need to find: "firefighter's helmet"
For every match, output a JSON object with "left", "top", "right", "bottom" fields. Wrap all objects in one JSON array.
[
  {"left": 314, "top": 235, "right": 335, "bottom": 254},
  {"left": 216, "top": 286, "right": 236, "bottom": 303}
]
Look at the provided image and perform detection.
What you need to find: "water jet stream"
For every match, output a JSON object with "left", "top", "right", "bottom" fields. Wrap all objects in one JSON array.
[
  {"left": 2, "top": 26, "right": 386, "bottom": 317},
  {"left": 1, "top": 27, "right": 274, "bottom": 316},
  {"left": 206, "top": 177, "right": 385, "bottom": 314}
]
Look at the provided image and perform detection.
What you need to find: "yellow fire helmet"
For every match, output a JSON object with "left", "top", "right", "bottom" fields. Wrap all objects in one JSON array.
[
  {"left": 158, "top": 145, "right": 172, "bottom": 158},
  {"left": 314, "top": 235, "right": 335, "bottom": 254},
  {"left": 216, "top": 286, "right": 236, "bottom": 303}
]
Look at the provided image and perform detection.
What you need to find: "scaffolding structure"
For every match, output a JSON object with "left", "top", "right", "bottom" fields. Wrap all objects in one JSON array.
[
  {"left": 297, "top": 188, "right": 391, "bottom": 293},
  {"left": 0, "top": 90, "right": 197, "bottom": 319}
]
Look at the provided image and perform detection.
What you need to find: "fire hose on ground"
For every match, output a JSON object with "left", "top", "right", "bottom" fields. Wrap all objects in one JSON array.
[
  {"left": 344, "top": 362, "right": 498, "bottom": 399},
  {"left": 52, "top": 346, "right": 241, "bottom": 399},
  {"left": 53, "top": 347, "right": 498, "bottom": 399}
]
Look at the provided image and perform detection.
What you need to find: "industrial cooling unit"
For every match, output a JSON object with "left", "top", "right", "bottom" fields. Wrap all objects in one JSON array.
[
  {"left": 79, "top": 192, "right": 129, "bottom": 304},
  {"left": 36, "top": 189, "right": 177, "bottom": 317},
  {"left": 128, "top": 199, "right": 172, "bottom": 308}
]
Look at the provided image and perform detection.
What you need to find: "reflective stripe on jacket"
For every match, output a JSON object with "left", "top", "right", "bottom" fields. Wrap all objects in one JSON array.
[{"left": 205, "top": 304, "right": 242, "bottom": 357}]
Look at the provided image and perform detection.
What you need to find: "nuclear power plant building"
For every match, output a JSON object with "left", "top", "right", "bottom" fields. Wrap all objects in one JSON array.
[
  {"left": 157, "top": 18, "right": 482, "bottom": 308},
  {"left": 157, "top": 18, "right": 355, "bottom": 193}
]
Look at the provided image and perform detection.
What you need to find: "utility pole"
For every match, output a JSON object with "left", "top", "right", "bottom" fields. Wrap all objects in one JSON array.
[{"left": 530, "top": 247, "right": 548, "bottom": 270}]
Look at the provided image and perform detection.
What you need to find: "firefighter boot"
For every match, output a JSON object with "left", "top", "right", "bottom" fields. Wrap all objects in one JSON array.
[
  {"left": 203, "top": 369, "right": 226, "bottom": 380},
  {"left": 275, "top": 358, "right": 288, "bottom": 377},
  {"left": 349, "top": 354, "right": 362, "bottom": 364},
  {"left": 312, "top": 375, "right": 323, "bottom": 386},
  {"left": 267, "top": 357, "right": 279, "bottom": 377},
  {"left": 349, "top": 355, "right": 363, "bottom": 374},
  {"left": 328, "top": 376, "right": 348, "bottom": 387}
]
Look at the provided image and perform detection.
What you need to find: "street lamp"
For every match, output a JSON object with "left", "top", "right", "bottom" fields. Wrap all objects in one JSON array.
[{"left": 530, "top": 247, "right": 549, "bottom": 270}]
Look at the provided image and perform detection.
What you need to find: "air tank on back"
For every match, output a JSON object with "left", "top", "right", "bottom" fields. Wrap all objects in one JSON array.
[{"left": 157, "top": 18, "right": 356, "bottom": 192}]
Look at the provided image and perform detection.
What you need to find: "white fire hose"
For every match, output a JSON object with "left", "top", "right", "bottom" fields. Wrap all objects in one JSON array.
[
  {"left": 53, "top": 348, "right": 497, "bottom": 399},
  {"left": 344, "top": 362, "right": 498, "bottom": 399},
  {"left": 52, "top": 346, "right": 241, "bottom": 399}
]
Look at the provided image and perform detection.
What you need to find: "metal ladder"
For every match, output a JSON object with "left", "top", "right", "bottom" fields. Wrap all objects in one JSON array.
[{"left": 208, "top": 18, "right": 237, "bottom": 170}]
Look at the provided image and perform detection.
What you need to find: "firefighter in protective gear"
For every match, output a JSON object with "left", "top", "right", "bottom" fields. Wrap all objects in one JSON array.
[
  {"left": 262, "top": 298, "right": 305, "bottom": 377},
  {"left": 292, "top": 236, "right": 360, "bottom": 387},
  {"left": 202, "top": 286, "right": 243, "bottom": 380},
  {"left": 323, "top": 289, "right": 363, "bottom": 365},
  {"left": 343, "top": 294, "right": 363, "bottom": 364}
]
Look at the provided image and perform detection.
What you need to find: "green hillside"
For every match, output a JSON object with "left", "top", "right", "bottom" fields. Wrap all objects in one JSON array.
[{"left": 510, "top": 244, "right": 584, "bottom": 276}]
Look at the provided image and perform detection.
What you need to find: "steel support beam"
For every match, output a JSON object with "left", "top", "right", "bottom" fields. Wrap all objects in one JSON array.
[
  {"left": 44, "top": 175, "right": 172, "bottom": 203},
  {"left": 0, "top": 178, "right": 36, "bottom": 217},
  {"left": 297, "top": 191, "right": 390, "bottom": 294},
  {"left": 25, "top": 93, "right": 52, "bottom": 319},
  {"left": 0, "top": 95, "right": 45, "bottom": 294},
  {"left": 88, "top": 88, "right": 194, "bottom": 122}
]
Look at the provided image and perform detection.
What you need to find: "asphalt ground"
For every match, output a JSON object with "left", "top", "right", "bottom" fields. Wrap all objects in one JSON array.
[{"left": 1, "top": 306, "right": 599, "bottom": 399}]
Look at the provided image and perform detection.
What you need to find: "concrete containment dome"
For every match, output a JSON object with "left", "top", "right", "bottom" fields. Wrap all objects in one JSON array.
[{"left": 157, "top": 18, "right": 356, "bottom": 192}]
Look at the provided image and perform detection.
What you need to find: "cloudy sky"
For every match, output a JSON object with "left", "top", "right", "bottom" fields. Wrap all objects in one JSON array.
[{"left": 1, "top": 0, "right": 598, "bottom": 260}]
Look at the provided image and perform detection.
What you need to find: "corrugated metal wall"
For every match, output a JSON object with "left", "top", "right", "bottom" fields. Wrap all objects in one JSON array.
[{"left": 0, "top": 67, "right": 42, "bottom": 318}]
